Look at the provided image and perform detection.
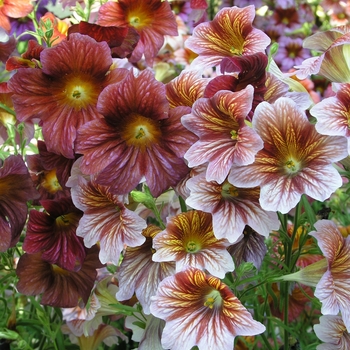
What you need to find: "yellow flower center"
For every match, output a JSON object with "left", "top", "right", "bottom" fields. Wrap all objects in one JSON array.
[
  {"left": 186, "top": 240, "right": 200, "bottom": 253},
  {"left": 51, "top": 264, "right": 70, "bottom": 276},
  {"left": 284, "top": 158, "right": 301, "bottom": 175},
  {"left": 221, "top": 181, "right": 239, "bottom": 198},
  {"left": 203, "top": 290, "right": 222, "bottom": 309},
  {"left": 229, "top": 46, "right": 242, "bottom": 55},
  {"left": 61, "top": 74, "right": 99, "bottom": 111},
  {"left": 121, "top": 113, "right": 161, "bottom": 150},
  {"left": 230, "top": 130, "right": 238, "bottom": 140},
  {"left": 127, "top": 7, "right": 152, "bottom": 30},
  {"left": 40, "top": 169, "right": 62, "bottom": 194}
]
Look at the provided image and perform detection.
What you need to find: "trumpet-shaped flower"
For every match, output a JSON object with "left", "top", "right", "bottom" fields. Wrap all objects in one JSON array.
[
  {"left": 97, "top": 0, "right": 178, "bottom": 65},
  {"left": 182, "top": 85, "right": 263, "bottom": 184},
  {"left": 152, "top": 210, "right": 234, "bottom": 278},
  {"left": 185, "top": 5, "right": 271, "bottom": 70},
  {"left": 71, "top": 176, "right": 147, "bottom": 265},
  {"left": 116, "top": 225, "right": 175, "bottom": 314},
  {"left": 310, "top": 220, "right": 350, "bottom": 332},
  {"left": 16, "top": 245, "right": 104, "bottom": 308},
  {"left": 293, "top": 26, "right": 350, "bottom": 82},
  {"left": 8, "top": 33, "right": 128, "bottom": 158},
  {"left": 314, "top": 315, "right": 350, "bottom": 350},
  {"left": 228, "top": 97, "right": 348, "bottom": 214},
  {"left": 23, "top": 198, "right": 85, "bottom": 272},
  {"left": 185, "top": 172, "right": 279, "bottom": 243},
  {"left": 150, "top": 267, "right": 266, "bottom": 350},
  {"left": 310, "top": 83, "right": 350, "bottom": 155},
  {"left": 76, "top": 69, "right": 194, "bottom": 197},
  {"left": 0, "top": 155, "right": 38, "bottom": 252}
]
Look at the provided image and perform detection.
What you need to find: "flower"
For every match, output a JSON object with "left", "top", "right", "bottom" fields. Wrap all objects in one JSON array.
[
  {"left": 293, "top": 26, "right": 350, "bottom": 82},
  {"left": 0, "top": 155, "right": 38, "bottom": 252},
  {"left": 71, "top": 176, "right": 147, "bottom": 265},
  {"left": 0, "top": 0, "right": 33, "bottom": 32},
  {"left": 150, "top": 267, "right": 266, "bottom": 350},
  {"left": 76, "top": 69, "right": 194, "bottom": 197},
  {"left": 182, "top": 85, "right": 263, "bottom": 184},
  {"left": 228, "top": 97, "right": 348, "bottom": 214},
  {"left": 116, "top": 225, "right": 175, "bottom": 314},
  {"left": 152, "top": 210, "right": 234, "bottom": 278},
  {"left": 22, "top": 197, "right": 85, "bottom": 272},
  {"left": 185, "top": 172, "right": 279, "bottom": 243},
  {"left": 185, "top": 5, "right": 271, "bottom": 70},
  {"left": 97, "top": 0, "right": 178, "bottom": 65},
  {"left": 16, "top": 245, "right": 104, "bottom": 308},
  {"left": 227, "top": 226, "right": 268, "bottom": 270},
  {"left": 309, "top": 220, "right": 350, "bottom": 332},
  {"left": 314, "top": 315, "right": 350, "bottom": 350},
  {"left": 310, "top": 83, "right": 350, "bottom": 155},
  {"left": 8, "top": 33, "right": 128, "bottom": 158}
]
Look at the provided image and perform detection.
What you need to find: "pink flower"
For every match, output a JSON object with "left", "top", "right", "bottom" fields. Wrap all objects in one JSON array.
[
  {"left": 152, "top": 210, "right": 234, "bottom": 278},
  {"left": 185, "top": 5, "right": 270, "bottom": 70},
  {"left": 310, "top": 83, "right": 350, "bottom": 155},
  {"left": 310, "top": 220, "right": 350, "bottom": 332},
  {"left": 314, "top": 315, "right": 350, "bottom": 350},
  {"left": 150, "top": 267, "right": 265, "bottom": 350},
  {"left": 186, "top": 172, "right": 279, "bottom": 243},
  {"left": 228, "top": 97, "right": 348, "bottom": 214},
  {"left": 182, "top": 85, "right": 263, "bottom": 184},
  {"left": 71, "top": 176, "right": 147, "bottom": 265},
  {"left": 293, "top": 26, "right": 350, "bottom": 82},
  {"left": 116, "top": 225, "right": 175, "bottom": 314}
]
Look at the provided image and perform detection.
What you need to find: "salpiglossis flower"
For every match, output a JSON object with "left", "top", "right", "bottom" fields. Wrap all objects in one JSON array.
[
  {"left": 76, "top": 69, "right": 195, "bottom": 197},
  {"left": 97, "top": 0, "right": 178, "bottom": 65},
  {"left": 150, "top": 267, "right": 266, "bottom": 350},
  {"left": 8, "top": 33, "right": 128, "bottom": 158},
  {"left": 0, "top": 155, "right": 38, "bottom": 252},
  {"left": 152, "top": 210, "right": 234, "bottom": 278},
  {"left": 182, "top": 85, "right": 263, "bottom": 184},
  {"left": 185, "top": 5, "right": 271, "bottom": 70},
  {"left": 228, "top": 97, "right": 348, "bottom": 214}
]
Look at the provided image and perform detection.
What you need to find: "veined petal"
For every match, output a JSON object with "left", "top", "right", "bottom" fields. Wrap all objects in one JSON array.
[
  {"left": 150, "top": 267, "right": 265, "bottom": 350},
  {"left": 152, "top": 210, "right": 234, "bottom": 278},
  {"left": 72, "top": 178, "right": 146, "bottom": 265},
  {"left": 116, "top": 225, "right": 175, "bottom": 314}
]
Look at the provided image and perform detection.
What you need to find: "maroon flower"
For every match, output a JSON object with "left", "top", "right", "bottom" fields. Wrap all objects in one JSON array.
[
  {"left": 8, "top": 33, "right": 128, "bottom": 158},
  {"left": 76, "top": 69, "right": 195, "bottom": 197},
  {"left": 16, "top": 245, "right": 104, "bottom": 308},
  {"left": 23, "top": 197, "right": 85, "bottom": 272},
  {"left": 0, "top": 155, "right": 38, "bottom": 252}
]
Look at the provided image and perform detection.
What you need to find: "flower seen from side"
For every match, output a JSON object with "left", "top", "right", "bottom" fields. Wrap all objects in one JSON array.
[
  {"left": 0, "top": 155, "right": 38, "bottom": 252},
  {"left": 150, "top": 267, "right": 266, "bottom": 350},
  {"left": 23, "top": 197, "right": 85, "bottom": 272},
  {"left": 310, "top": 83, "right": 350, "bottom": 155},
  {"left": 228, "top": 97, "right": 348, "bottom": 214},
  {"left": 152, "top": 210, "right": 234, "bottom": 278},
  {"left": 116, "top": 225, "right": 176, "bottom": 314},
  {"left": 16, "top": 245, "right": 104, "bottom": 308}
]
